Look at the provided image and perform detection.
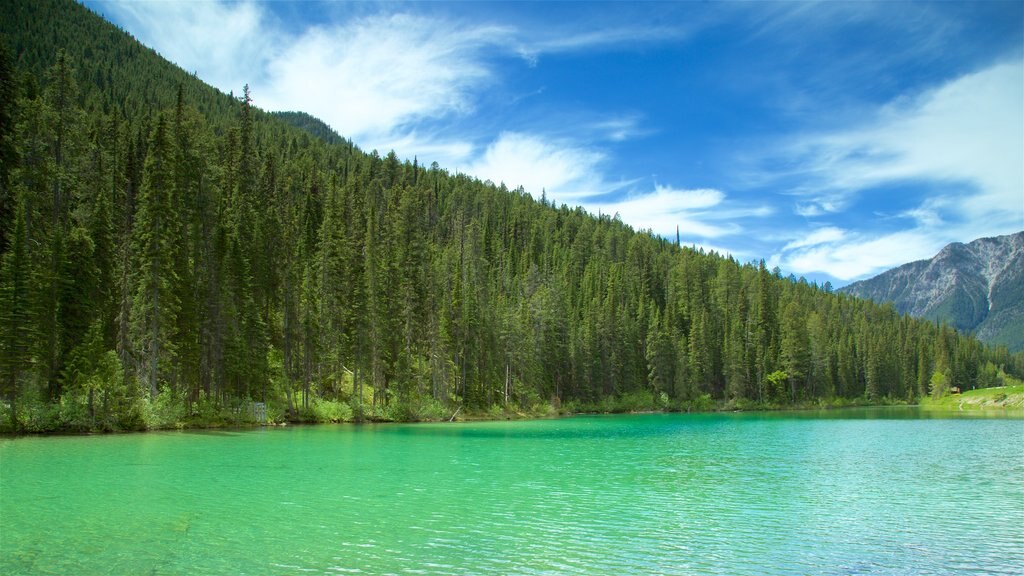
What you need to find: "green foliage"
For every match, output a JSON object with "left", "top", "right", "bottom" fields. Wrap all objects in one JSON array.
[
  {"left": 766, "top": 370, "right": 789, "bottom": 404},
  {"left": 144, "top": 386, "right": 187, "bottom": 429},
  {"left": 617, "top": 390, "right": 657, "bottom": 413},
  {"left": 930, "top": 370, "right": 950, "bottom": 400},
  {"left": 678, "top": 393, "right": 715, "bottom": 413},
  {"left": 263, "top": 402, "right": 286, "bottom": 425},
  {"left": 59, "top": 322, "right": 129, "bottom": 430},
  {"left": 386, "top": 395, "right": 449, "bottom": 422},
  {"left": 11, "top": 394, "right": 63, "bottom": 433},
  {"left": 304, "top": 398, "right": 352, "bottom": 423}
]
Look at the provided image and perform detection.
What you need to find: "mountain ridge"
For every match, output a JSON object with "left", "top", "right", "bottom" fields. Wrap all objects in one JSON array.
[{"left": 840, "top": 232, "right": 1024, "bottom": 351}]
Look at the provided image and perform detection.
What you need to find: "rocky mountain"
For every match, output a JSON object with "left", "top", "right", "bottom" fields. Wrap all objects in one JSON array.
[{"left": 840, "top": 232, "right": 1024, "bottom": 352}]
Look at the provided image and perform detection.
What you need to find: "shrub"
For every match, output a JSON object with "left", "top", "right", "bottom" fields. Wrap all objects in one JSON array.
[
  {"left": 147, "top": 386, "right": 187, "bottom": 429},
  {"left": 617, "top": 390, "right": 656, "bottom": 412},
  {"left": 678, "top": 393, "right": 715, "bottom": 413},
  {"left": 309, "top": 398, "right": 352, "bottom": 423},
  {"left": 264, "top": 402, "right": 286, "bottom": 424}
]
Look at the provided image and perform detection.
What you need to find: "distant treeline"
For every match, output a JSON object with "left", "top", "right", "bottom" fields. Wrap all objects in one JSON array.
[{"left": 1, "top": 0, "right": 1021, "bottom": 432}]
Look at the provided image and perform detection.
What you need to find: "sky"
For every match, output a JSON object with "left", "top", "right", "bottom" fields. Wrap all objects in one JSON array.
[{"left": 83, "top": 0, "right": 1024, "bottom": 287}]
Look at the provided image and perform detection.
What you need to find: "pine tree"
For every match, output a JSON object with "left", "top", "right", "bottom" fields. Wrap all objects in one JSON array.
[
  {"left": 780, "top": 300, "right": 809, "bottom": 402},
  {"left": 755, "top": 259, "right": 778, "bottom": 402},
  {"left": 130, "top": 112, "right": 179, "bottom": 398},
  {"left": 645, "top": 306, "right": 674, "bottom": 397},
  {"left": 37, "top": 50, "right": 86, "bottom": 400},
  {"left": 0, "top": 38, "right": 17, "bottom": 256},
  {"left": 0, "top": 196, "right": 34, "bottom": 430}
]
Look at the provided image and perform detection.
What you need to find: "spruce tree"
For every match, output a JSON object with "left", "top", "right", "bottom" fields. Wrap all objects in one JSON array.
[
  {"left": 0, "top": 196, "right": 34, "bottom": 430},
  {"left": 130, "top": 112, "right": 179, "bottom": 398}
]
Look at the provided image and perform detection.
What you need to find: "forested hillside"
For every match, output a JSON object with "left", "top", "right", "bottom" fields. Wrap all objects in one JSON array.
[{"left": 1, "top": 0, "right": 1021, "bottom": 432}]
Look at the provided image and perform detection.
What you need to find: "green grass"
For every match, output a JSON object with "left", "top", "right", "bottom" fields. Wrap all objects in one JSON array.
[{"left": 920, "top": 383, "right": 1024, "bottom": 412}]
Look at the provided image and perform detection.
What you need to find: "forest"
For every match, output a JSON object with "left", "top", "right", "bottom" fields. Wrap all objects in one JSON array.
[{"left": 1, "top": 0, "right": 1021, "bottom": 433}]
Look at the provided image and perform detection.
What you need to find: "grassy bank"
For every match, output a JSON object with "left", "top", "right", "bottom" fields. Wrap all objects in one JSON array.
[
  {"left": 6, "top": 385, "right": 1005, "bottom": 436},
  {"left": 920, "top": 383, "right": 1024, "bottom": 412},
  {"left": 2, "top": 387, "right": 917, "bottom": 435}
]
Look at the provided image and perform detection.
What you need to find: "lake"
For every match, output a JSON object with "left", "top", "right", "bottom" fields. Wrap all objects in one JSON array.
[{"left": 2, "top": 408, "right": 1023, "bottom": 575}]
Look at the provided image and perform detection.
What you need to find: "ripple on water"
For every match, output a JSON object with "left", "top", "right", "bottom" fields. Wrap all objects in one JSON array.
[{"left": 1, "top": 412, "right": 1022, "bottom": 575}]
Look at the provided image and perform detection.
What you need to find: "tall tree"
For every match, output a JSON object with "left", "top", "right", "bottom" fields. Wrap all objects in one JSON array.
[
  {"left": 35, "top": 50, "right": 85, "bottom": 400},
  {"left": 0, "top": 38, "right": 17, "bottom": 256},
  {"left": 0, "top": 196, "right": 34, "bottom": 430},
  {"left": 130, "top": 112, "right": 179, "bottom": 398}
]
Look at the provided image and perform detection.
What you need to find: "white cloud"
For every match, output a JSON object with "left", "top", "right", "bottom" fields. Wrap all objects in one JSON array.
[
  {"left": 587, "top": 115, "right": 648, "bottom": 142},
  {"left": 781, "top": 60, "right": 1023, "bottom": 232},
  {"left": 592, "top": 185, "right": 738, "bottom": 239},
  {"left": 899, "top": 197, "right": 952, "bottom": 228},
  {"left": 94, "top": 2, "right": 673, "bottom": 179},
  {"left": 782, "top": 227, "right": 846, "bottom": 252},
  {"left": 260, "top": 14, "right": 512, "bottom": 143},
  {"left": 794, "top": 201, "right": 842, "bottom": 217},
  {"left": 777, "top": 229, "right": 944, "bottom": 281},
  {"left": 465, "top": 132, "right": 609, "bottom": 200},
  {"left": 514, "top": 24, "right": 686, "bottom": 64}
]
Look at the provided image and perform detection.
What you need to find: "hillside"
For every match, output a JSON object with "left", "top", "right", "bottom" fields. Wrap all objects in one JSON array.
[
  {"left": 840, "top": 232, "right": 1024, "bottom": 352},
  {"left": 271, "top": 111, "right": 350, "bottom": 147},
  {"left": 1, "top": 0, "right": 1022, "bottom": 433}
]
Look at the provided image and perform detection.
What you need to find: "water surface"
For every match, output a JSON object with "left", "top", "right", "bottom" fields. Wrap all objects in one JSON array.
[{"left": 2, "top": 408, "right": 1023, "bottom": 575}]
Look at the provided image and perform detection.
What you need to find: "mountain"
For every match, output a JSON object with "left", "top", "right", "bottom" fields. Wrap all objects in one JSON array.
[{"left": 840, "top": 232, "right": 1024, "bottom": 351}]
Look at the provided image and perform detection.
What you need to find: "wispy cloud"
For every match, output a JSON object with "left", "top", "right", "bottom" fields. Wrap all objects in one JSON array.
[
  {"left": 465, "top": 132, "right": 610, "bottom": 200},
  {"left": 593, "top": 185, "right": 733, "bottom": 239},
  {"left": 593, "top": 185, "right": 776, "bottom": 243},
  {"left": 588, "top": 115, "right": 648, "bottom": 143},
  {"left": 514, "top": 24, "right": 687, "bottom": 65},
  {"left": 776, "top": 229, "right": 945, "bottom": 281},
  {"left": 779, "top": 60, "right": 1022, "bottom": 222},
  {"left": 766, "top": 59, "right": 1024, "bottom": 281},
  {"left": 782, "top": 227, "right": 846, "bottom": 252},
  {"left": 261, "top": 14, "right": 512, "bottom": 143}
]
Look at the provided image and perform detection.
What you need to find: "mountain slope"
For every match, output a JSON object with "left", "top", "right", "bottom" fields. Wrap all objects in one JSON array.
[
  {"left": 271, "top": 111, "right": 350, "bottom": 146},
  {"left": 840, "top": 232, "right": 1024, "bottom": 351}
]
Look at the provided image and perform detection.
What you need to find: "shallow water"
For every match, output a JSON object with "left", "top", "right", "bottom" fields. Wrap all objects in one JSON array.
[{"left": 2, "top": 408, "right": 1023, "bottom": 575}]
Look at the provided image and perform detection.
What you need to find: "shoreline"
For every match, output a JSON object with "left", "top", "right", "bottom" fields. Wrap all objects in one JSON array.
[{"left": 7, "top": 396, "right": 1020, "bottom": 438}]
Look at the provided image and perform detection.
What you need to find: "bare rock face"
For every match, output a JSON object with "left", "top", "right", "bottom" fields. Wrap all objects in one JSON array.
[{"left": 839, "top": 232, "right": 1024, "bottom": 352}]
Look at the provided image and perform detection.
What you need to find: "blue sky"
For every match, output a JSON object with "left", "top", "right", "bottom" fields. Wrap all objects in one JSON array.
[{"left": 84, "top": 0, "right": 1023, "bottom": 287}]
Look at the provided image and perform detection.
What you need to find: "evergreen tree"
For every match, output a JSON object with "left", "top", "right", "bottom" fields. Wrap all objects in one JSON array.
[
  {"left": 780, "top": 300, "right": 809, "bottom": 402},
  {"left": 130, "top": 112, "right": 179, "bottom": 398},
  {"left": 0, "top": 38, "right": 17, "bottom": 256},
  {"left": 0, "top": 196, "right": 34, "bottom": 430}
]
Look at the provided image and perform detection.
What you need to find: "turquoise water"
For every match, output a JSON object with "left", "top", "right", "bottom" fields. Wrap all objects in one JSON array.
[{"left": 2, "top": 409, "right": 1023, "bottom": 575}]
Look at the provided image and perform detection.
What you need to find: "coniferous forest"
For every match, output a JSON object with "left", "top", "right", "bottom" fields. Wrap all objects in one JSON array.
[{"left": 1, "top": 0, "right": 1021, "bottom": 432}]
